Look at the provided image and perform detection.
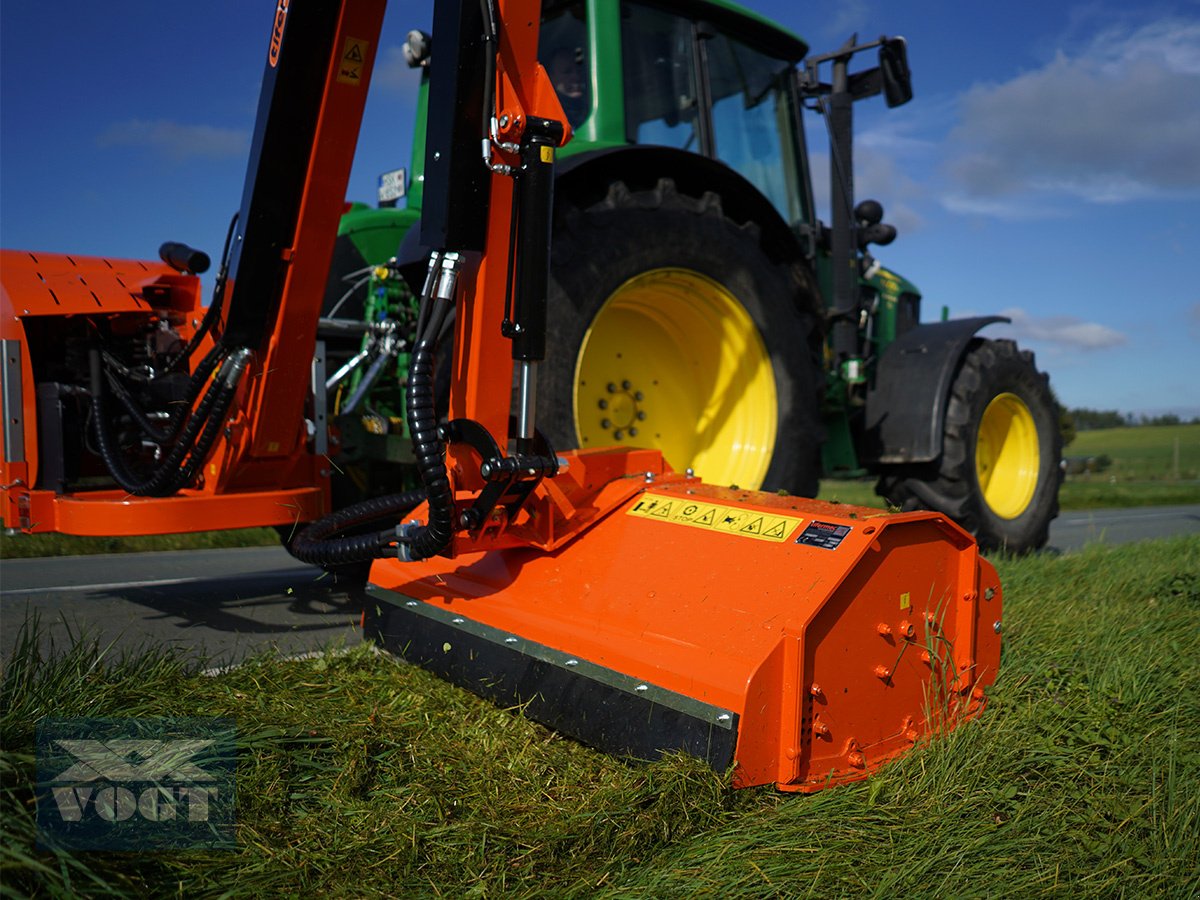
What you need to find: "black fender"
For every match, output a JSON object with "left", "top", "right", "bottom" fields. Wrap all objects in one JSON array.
[
  {"left": 396, "top": 146, "right": 808, "bottom": 269},
  {"left": 554, "top": 146, "right": 806, "bottom": 266},
  {"left": 863, "top": 316, "right": 1009, "bottom": 465}
]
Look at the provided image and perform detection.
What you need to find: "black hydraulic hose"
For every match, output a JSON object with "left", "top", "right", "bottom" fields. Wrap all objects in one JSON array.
[
  {"left": 403, "top": 331, "right": 455, "bottom": 561},
  {"left": 103, "top": 341, "right": 228, "bottom": 444},
  {"left": 286, "top": 250, "right": 456, "bottom": 569},
  {"left": 103, "top": 368, "right": 173, "bottom": 443},
  {"left": 91, "top": 346, "right": 245, "bottom": 496},
  {"left": 90, "top": 349, "right": 158, "bottom": 493},
  {"left": 288, "top": 488, "right": 428, "bottom": 567},
  {"left": 166, "top": 359, "right": 249, "bottom": 493}
]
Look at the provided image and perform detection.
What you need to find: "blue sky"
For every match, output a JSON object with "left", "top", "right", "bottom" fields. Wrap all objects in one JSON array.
[{"left": 2, "top": 1, "right": 1198, "bottom": 417}]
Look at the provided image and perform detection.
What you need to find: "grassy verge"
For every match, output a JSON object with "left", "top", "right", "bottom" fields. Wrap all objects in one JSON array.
[
  {"left": 3, "top": 536, "right": 1197, "bottom": 896},
  {"left": 0, "top": 527, "right": 281, "bottom": 560}
]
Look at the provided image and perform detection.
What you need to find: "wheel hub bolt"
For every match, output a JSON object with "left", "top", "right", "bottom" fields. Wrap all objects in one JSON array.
[{"left": 598, "top": 399, "right": 608, "bottom": 410}]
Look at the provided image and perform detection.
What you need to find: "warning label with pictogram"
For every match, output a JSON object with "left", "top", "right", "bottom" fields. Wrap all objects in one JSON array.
[
  {"left": 337, "top": 37, "right": 369, "bottom": 85},
  {"left": 626, "top": 495, "right": 803, "bottom": 543}
]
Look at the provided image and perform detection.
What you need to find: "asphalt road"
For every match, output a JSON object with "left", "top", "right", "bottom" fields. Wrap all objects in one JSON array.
[{"left": 2, "top": 504, "right": 1197, "bottom": 667}]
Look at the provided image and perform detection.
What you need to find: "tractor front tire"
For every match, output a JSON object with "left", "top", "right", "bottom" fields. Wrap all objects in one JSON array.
[
  {"left": 877, "top": 339, "right": 1062, "bottom": 553},
  {"left": 541, "top": 179, "right": 824, "bottom": 495}
]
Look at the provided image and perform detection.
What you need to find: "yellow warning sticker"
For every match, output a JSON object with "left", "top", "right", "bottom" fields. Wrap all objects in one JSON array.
[
  {"left": 900, "top": 591, "right": 911, "bottom": 610},
  {"left": 627, "top": 495, "right": 802, "bottom": 543},
  {"left": 540, "top": 145, "right": 555, "bottom": 164},
  {"left": 337, "top": 37, "right": 369, "bottom": 85}
]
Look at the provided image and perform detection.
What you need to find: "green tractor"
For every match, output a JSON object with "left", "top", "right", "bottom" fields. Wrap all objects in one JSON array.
[{"left": 323, "top": 0, "right": 1061, "bottom": 553}]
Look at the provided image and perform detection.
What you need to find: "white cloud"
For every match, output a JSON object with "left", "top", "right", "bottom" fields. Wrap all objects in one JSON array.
[
  {"left": 996, "top": 307, "right": 1126, "bottom": 351},
  {"left": 97, "top": 119, "right": 247, "bottom": 161},
  {"left": 943, "top": 16, "right": 1200, "bottom": 216}
]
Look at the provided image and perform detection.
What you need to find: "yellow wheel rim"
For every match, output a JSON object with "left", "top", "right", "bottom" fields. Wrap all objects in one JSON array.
[
  {"left": 574, "top": 268, "right": 776, "bottom": 488},
  {"left": 975, "top": 392, "right": 1039, "bottom": 519}
]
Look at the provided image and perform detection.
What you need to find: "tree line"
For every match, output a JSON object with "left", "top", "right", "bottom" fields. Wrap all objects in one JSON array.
[{"left": 1068, "top": 408, "right": 1200, "bottom": 431}]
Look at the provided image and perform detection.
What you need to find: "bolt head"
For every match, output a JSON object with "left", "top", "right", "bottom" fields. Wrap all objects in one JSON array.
[
  {"left": 606, "top": 382, "right": 617, "bottom": 393},
  {"left": 614, "top": 430, "right": 623, "bottom": 440},
  {"left": 600, "top": 418, "right": 611, "bottom": 429},
  {"left": 628, "top": 427, "right": 638, "bottom": 437},
  {"left": 598, "top": 399, "right": 608, "bottom": 410},
  {"left": 993, "top": 620, "right": 1003, "bottom": 634}
]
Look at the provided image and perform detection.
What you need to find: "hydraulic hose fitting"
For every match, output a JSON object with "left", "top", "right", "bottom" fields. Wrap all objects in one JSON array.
[
  {"left": 218, "top": 347, "right": 254, "bottom": 386},
  {"left": 434, "top": 252, "right": 462, "bottom": 302},
  {"left": 421, "top": 250, "right": 444, "bottom": 299}
]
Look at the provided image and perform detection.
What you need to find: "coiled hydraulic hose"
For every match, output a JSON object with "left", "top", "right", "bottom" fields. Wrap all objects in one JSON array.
[
  {"left": 90, "top": 346, "right": 250, "bottom": 496},
  {"left": 288, "top": 488, "right": 427, "bottom": 567},
  {"left": 286, "top": 252, "right": 458, "bottom": 568},
  {"left": 400, "top": 331, "right": 455, "bottom": 561}
]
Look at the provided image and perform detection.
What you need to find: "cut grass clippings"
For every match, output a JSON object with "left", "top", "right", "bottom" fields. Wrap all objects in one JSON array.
[{"left": 3, "top": 535, "right": 1198, "bottom": 897}]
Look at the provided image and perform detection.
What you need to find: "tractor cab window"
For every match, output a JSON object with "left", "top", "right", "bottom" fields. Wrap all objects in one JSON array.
[
  {"left": 620, "top": 3, "right": 701, "bottom": 151},
  {"left": 540, "top": 2, "right": 591, "bottom": 129},
  {"left": 706, "top": 35, "right": 804, "bottom": 226},
  {"left": 617, "top": 2, "right": 810, "bottom": 227}
]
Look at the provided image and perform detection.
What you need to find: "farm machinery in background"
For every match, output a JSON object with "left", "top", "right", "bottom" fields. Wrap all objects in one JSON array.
[
  {"left": 326, "top": 0, "right": 1062, "bottom": 554},
  {"left": 1, "top": 0, "right": 1011, "bottom": 790}
]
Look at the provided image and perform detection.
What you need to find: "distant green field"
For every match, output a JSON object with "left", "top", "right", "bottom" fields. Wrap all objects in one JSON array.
[{"left": 1067, "top": 423, "right": 1200, "bottom": 481}]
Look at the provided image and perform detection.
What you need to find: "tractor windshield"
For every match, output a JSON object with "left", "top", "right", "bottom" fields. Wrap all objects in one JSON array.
[{"left": 619, "top": 0, "right": 809, "bottom": 226}]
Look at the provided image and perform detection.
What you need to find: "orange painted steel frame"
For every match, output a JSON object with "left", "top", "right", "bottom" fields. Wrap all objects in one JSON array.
[{"left": 0, "top": 1, "right": 387, "bottom": 535}]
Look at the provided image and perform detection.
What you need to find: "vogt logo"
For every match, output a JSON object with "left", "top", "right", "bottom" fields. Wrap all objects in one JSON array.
[{"left": 37, "top": 718, "right": 236, "bottom": 850}]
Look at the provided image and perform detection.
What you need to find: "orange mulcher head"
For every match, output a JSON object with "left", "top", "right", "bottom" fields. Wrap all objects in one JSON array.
[{"left": 364, "top": 449, "right": 1001, "bottom": 792}]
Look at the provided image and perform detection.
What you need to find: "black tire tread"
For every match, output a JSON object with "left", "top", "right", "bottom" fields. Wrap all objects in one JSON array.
[{"left": 876, "top": 338, "right": 1062, "bottom": 553}]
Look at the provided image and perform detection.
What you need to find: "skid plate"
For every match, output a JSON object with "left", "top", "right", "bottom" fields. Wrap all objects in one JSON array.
[{"left": 365, "top": 480, "right": 1002, "bottom": 791}]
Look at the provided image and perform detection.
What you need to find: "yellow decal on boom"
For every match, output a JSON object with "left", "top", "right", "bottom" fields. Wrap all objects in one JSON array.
[
  {"left": 338, "top": 38, "right": 369, "bottom": 85},
  {"left": 627, "top": 495, "right": 802, "bottom": 543}
]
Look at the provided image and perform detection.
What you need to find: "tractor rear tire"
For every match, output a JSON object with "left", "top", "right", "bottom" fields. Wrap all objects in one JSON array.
[
  {"left": 876, "top": 339, "right": 1062, "bottom": 553},
  {"left": 541, "top": 179, "right": 824, "bottom": 495}
]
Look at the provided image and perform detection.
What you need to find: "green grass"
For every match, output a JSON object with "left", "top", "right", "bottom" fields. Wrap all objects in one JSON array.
[
  {"left": 0, "top": 527, "right": 281, "bottom": 560},
  {"left": 3, "top": 536, "right": 1198, "bottom": 897}
]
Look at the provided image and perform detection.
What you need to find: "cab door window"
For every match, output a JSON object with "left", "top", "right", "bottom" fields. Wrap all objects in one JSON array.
[{"left": 620, "top": 3, "right": 701, "bottom": 151}]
